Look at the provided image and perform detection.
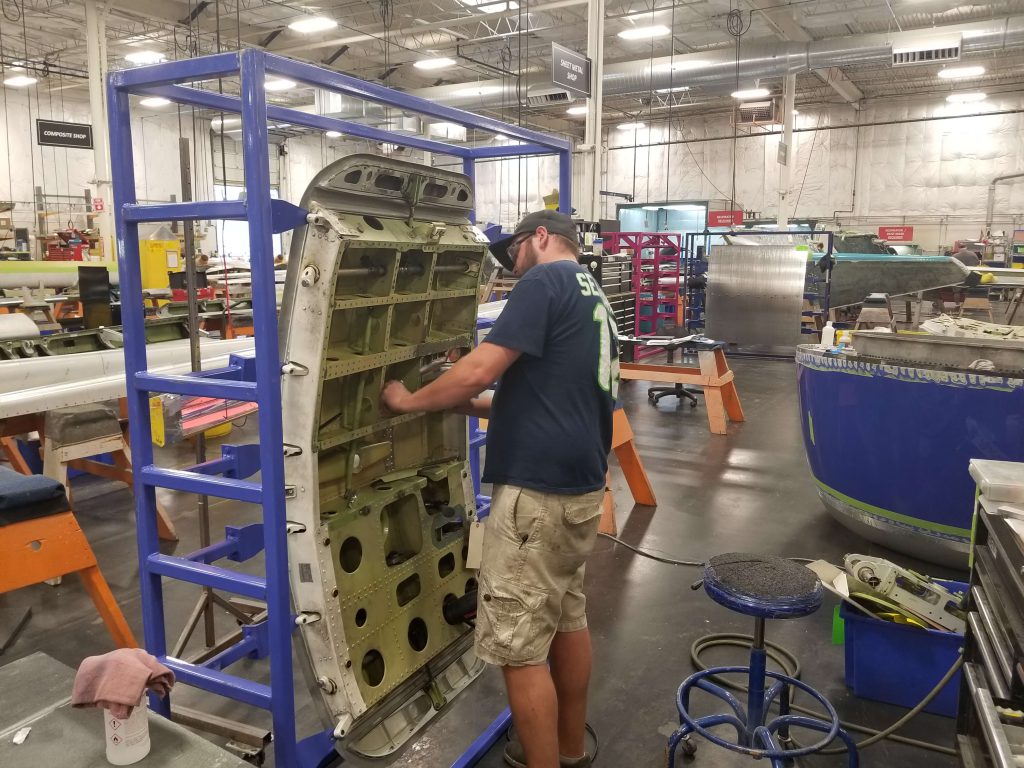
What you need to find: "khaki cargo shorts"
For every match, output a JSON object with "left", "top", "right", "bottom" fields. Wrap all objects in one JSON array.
[{"left": 474, "top": 484, "right": 604, "bottom": 667}]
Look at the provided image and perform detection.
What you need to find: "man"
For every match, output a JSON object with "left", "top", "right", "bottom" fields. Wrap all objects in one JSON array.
[
  {"left": 381, "top": 210, "right": 618, "bottom": 768},
  {"left": 952, "top": 246, "right": 981, "bottom": 267}
]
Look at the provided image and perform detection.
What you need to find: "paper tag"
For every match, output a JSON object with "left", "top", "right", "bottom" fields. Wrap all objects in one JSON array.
[
  {"left": 466, "top": 521, "right": 484, "bottom": 570},
  {"left": 12, "top": 726, "right": 31, "bottom": 745}
]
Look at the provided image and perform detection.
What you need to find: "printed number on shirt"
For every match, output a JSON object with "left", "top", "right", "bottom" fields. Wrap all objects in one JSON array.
[
  {"left": 593, "top": 303, "right": 620, "bottom": 397},
  {"left": 577, "top": 272, "right": 620, "bottom": 397}
]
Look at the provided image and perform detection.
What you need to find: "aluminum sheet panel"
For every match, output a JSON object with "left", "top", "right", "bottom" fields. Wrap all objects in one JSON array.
[{"left": 706, "top": 245, "right": 806, "bottom": 352}]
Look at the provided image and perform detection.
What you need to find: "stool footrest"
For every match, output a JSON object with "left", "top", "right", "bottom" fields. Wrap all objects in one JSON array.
[{"left": 668, "top": 665, "right": 858, "bottom": 767}]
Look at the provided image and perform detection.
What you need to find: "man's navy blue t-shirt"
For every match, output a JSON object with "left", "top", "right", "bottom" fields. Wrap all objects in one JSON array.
[{"left": 482, "top": 260, "right": 619, "bottom": 495}]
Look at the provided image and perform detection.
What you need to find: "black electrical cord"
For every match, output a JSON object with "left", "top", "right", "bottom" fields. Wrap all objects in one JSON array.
[
  {"left": 1, "top": 0, "right": 21, "bottom": 23},
  {"left": 598, "top": 533, "right": 815, "bottom": 566},
  {"left": 689, "top": 634, "right": 961, "bottom": 757},
  {"left": 599, "top": 533, "right": 961, "bottom": 758}
]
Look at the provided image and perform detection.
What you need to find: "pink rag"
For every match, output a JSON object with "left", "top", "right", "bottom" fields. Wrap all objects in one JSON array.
[{"left": 71, "top": 648, "right": 175, "bottom": 719}]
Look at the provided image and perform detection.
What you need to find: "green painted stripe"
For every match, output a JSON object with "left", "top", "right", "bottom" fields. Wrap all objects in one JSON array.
[
  {"left": 807, "top": 410, "right": 815, "bottom": 446},
  {"left": 0, "top": 261, "right": 118, "bottom": 273},
  {"left": 813, "top": 477, "right": 971, "bottom": 538}
]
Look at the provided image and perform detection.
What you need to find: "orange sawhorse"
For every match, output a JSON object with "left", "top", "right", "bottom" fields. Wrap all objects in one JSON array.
[
  {"left": 0, "top": 491, "right": 136, "bottom": 648},
  {"left": 620, "top": 346, "right": 745, "bottom": 435},
  {"left": 478, "top": 409, "right": 654, "bottom": 536},
  {"left": 599, "top": 408, "right": 657, "bottom": 536}
]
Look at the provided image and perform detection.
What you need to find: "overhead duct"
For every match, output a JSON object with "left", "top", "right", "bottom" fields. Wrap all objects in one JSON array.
[
  {"left": 308, "top": 14, "right": 1024, "bottom": 128},
  {"left": 404, "top": 14, "right": 1024, "bottom": 109}
]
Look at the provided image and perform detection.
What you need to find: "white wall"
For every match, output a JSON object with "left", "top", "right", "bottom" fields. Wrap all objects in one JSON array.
[
  {"left": 0, "top": 90, "right": 218, "bottom": 251},
  {"left": 7, "top": 86, "right": 1022, "bottom": 256},
  {"left": 600, "top": 93, "right": 1024, "bottom": 252},
  {"left": 0, "top": 88, "right": 95, "bottom": 239}
]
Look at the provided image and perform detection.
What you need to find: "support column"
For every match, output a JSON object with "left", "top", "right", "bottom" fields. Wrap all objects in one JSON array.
[
  {"left": 582, "top": 0, "right": 605, "bottom": 221},
  {"left": 85, "top": 0, "right": 114, "bottom": 259},
  {"left": 777, "top": 74, "right": 796, "bottom": 228}
]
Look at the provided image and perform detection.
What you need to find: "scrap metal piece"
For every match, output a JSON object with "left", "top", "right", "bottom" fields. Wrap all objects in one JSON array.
[
  {"left": 280, "top": 155, "right": 486, "bottom": 757},
  {"left": 814, "top": 255, "right": 970, "bottom": 308}
]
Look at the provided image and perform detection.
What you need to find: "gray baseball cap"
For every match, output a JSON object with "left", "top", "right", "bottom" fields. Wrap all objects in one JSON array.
[{"left": 489, "top": 210, "right": 579, "bottom": 271}]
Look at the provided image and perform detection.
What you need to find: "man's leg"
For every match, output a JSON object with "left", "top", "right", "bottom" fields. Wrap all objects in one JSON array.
[
  {"left": 549, "top": 627, "right": 592, "bottom": 759},
  {"left": 503, "top": 664, "right": 560, "bottom": 768}
]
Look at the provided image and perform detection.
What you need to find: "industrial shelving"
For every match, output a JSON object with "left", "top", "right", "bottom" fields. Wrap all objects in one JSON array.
[{"left": 603, "top": 232, "right": 682, "bottom": 358}]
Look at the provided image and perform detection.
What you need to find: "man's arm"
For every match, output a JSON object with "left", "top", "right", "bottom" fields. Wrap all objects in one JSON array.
[
  {"left": 452, "top": 393, "right": 493, "bottom": 419},
  {"left": 382, "top": 344, "right": 518, "bottom": 414}
]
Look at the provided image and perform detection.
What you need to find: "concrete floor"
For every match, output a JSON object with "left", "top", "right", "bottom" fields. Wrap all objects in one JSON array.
[{"left": 0, "top": 356, "right": 965, "bottom": 767}]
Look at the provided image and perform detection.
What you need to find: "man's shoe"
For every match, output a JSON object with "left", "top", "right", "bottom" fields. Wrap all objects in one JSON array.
[{"left": 503, "top": 738, "right": 592, "bottom": 768}]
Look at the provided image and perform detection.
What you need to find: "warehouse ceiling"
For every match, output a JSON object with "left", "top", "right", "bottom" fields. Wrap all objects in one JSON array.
[{"left": 2, "top": 0, "right": 1024, "bottom": 139}]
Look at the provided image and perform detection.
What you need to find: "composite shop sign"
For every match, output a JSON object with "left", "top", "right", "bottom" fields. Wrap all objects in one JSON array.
[{"left": 36, "top": 119, "right": 93, "bottom": 149}]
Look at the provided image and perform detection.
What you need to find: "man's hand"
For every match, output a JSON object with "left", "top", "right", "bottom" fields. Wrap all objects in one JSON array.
[{"left": 381, "top": 380, "right": 414, "bottom": 414}]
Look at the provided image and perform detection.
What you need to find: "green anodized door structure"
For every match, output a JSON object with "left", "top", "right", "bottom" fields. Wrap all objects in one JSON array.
[{"left": 279, "top": 155, "right": 488, "bottom": 756}]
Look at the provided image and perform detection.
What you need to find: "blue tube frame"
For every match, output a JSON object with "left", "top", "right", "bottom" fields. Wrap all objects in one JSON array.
[{"left": 107, "top": 48, "right": 570, "bottom": 768}]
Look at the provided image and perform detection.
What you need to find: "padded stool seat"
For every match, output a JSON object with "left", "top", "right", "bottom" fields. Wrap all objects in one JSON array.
[
  {"left": 0, "top": 466, "right": 69, "bottom": 526},
  {"left": 704, "top": 552, "right": 823, "bottom": 619}
]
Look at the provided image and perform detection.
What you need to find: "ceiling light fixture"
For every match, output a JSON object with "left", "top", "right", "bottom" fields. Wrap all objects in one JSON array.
[
  {"left": 618, "top": 25, "right": 671, "bottom": 40},
  {"left": 618, "top": 122, "right": 646, "bottom": 130},
  {"left": 3, "top": 75, "right": 37, "bottom": 87},
  {"left": 212, "top": 117, "right": 240, "bottom": 128},
  {"left": 792, "top": 109, "right": 799, "bottom": 115},
  {"left": 732, "top": 87, "right": 771, "bottom": 100},
  {"left": 938, "top": 65, "right": 986, "bottom": 79},
  {"left": 654, "top": 85, "right": 691, "bottom": 94},
  {"left": 566, "top": 105, "right": 589, "bottom": 115},
  {"left": 494, "top": 133, "right": 508, "bottom": 141},
  {"left": 325, "top": 130, "right": 342, "bottom": 138},
  {"left": 287, "top": 16, "right": 337, "bottom": 34},
  {"left": 414, "top": 57, "right": 456, "bottom": 70},
  {"left": 125, "top": 50, "right": 166, "bottom": 65},
  {"left": 139, "top": 97, "right": 170, "bottom": 107},
  {"left": 946, "top": 91, "right": 987, "bottom": 103},
  {"left": 265, "top": 78, "right": 296, "bottom": 92}
]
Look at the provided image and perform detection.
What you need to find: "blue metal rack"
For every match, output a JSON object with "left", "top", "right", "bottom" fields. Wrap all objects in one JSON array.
[{"left": 107, "top": 48, "right": 571, "bottom": 768}]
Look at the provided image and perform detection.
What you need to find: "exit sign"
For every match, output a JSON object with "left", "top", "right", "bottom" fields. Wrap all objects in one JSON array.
[
  {"left": 878, "top": 226, "right": 914, "bottom": 241},
  {"left": 708, "top": 210, "right": 744, "bottom": 228}
]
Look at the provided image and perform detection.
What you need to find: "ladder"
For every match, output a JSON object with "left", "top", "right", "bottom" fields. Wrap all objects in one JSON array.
[{"left": 107, "top": 50, "right": 329, "bottom": 767}]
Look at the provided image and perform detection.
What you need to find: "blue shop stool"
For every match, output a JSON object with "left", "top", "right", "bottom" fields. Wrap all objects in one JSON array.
[{"left": 666, "top": 553, "right": 859, "bottom": 767}]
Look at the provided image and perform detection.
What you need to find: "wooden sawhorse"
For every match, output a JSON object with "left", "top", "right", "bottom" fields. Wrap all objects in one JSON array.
[
  {"left": 0, "top": 468, "right": 136, "bottom": 649},
  {"left": 620, "top": 340, "right": 745, "bottom": 435},
  {"left": 0, "top": 406, "right": 177, "bottom": 542},
  {"left": 599, "top": 408, "right": 657, "bottom": 535}
]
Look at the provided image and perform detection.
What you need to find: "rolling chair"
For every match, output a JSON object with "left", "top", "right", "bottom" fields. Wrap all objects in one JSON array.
[{"left": 648, "top": 382, "right": 701, "bottom": 408}]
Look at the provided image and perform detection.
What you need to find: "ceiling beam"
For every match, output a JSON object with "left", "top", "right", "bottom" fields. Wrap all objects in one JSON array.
[
  {"left": 270, "top": 0, "right": 588, "bottom": 55},
  {"left": 814, "top": 67, "right": 864, "bottom": 105},
  {"left": 745, "top": 0, "right": 863, "bottom": 106},
  {"left": 110, "top": 0, "right": 272, "bottom": 47}
]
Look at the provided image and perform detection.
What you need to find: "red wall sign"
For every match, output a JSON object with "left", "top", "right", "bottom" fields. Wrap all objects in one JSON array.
[
  {"left": 708, "top": 210, "right": 744, "bottom": 228},
  {"left": 92, "top": 198, "right": 105, "bottom": 212},
  {"left": 878, "top": 226, "right": 914, "bottom": 241}
]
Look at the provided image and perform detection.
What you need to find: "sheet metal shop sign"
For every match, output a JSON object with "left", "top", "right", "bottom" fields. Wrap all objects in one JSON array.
[
  {"left": 708, "top": 210, "right": 744, "bottom": 228},
  {"left": 36, "top": 119, "right": 93, "bottom": 149},
  {"left": 878, "top": 226, "right": 914, "bottom": 242},
  {"left": 551, "top": 43, "right": 592, "bottom": 98}
]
